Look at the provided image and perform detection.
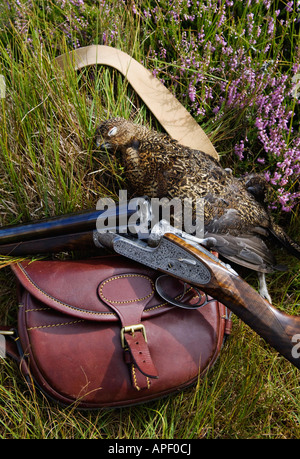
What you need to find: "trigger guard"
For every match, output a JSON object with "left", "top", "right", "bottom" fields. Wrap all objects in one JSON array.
[{"left": 155, "top": 275, "right": 208, "bottom": 310}]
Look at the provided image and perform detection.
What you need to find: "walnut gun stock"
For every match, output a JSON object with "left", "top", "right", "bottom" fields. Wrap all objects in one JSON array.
[
  {"left": 104, "top": 230, "right": 300, "bottom": 369},
  {"left": 163, "top": 233, "right": 300, "bottom": 370}
]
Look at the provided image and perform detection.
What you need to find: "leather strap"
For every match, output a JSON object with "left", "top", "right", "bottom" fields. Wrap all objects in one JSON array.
[
  {"left": 98, "top": 273, "right": 159, "bottom": 390},
  {"left": 55, "top": 45, "right": 219, "bottom": 159}
]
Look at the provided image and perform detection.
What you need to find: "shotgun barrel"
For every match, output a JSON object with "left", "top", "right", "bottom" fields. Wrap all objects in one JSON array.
[
  {"left": 0, "top": 231, "right": 96, "bottom": 256},
  {"left": 0, "top": 197, "right": 150, "bottom": 247}
]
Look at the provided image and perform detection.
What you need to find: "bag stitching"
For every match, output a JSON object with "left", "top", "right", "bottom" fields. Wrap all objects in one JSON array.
[
  {"left": 99, "top": 274, "right": 154, "bottom": 304},
  {"left": 131, "top": 365, "right": 140, "bottom": 391},
  {"left": 131, "top": 364, "right": 151, "bottom": 391},
  {"left": 27, "top": 319, "right": 85, "bottom": 330}
]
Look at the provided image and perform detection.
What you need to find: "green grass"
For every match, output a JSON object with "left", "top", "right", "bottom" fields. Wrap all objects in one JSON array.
[
  {"left": 0, "top": 0, "right": 299, "bottom": 440},
  {"left": 1, "top": 316, "right": 299, "bottom": 439}
]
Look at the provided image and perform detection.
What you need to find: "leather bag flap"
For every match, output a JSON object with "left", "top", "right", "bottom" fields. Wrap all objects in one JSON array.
[{"left": 11, "top": 256, "right": 194, "bottom": 322}]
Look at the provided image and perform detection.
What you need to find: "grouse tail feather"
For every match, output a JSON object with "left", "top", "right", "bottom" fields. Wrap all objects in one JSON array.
[{"left": 269, "top": 222, "right": 300, "bottom": 260}]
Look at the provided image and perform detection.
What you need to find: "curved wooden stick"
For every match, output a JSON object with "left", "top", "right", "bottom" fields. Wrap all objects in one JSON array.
[{"left": 55, "top": 45, "right": 219, "bottom": 159}]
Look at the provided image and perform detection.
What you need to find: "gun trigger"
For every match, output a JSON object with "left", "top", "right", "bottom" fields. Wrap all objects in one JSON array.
[
  {"left": 178, "top": 282, "right": 189, "bottom": 301},
  {"left": 155, "top": 275, "right": 208, "bottom": 310},
  {"left": 190, "top": 285, "right": 209, "bottom": 307}
]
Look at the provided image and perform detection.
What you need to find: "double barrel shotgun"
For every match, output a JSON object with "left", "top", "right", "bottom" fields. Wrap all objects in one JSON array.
[{"left": 0, "top": 198, "right": 299, "bottom": 370}]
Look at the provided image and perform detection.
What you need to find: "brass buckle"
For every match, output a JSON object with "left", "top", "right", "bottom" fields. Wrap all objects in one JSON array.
[{"left": 120, "top": 324, "right": 147, "bottom": 348}]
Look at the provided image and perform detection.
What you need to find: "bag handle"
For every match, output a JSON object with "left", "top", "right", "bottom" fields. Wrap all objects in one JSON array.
[{"left": 55, "top": 45, "right": 219, "bottom": 160}]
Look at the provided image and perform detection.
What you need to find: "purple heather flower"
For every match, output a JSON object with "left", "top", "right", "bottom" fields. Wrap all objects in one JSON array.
[
  {"left": 188, "top": 82, "right": 196, "bottom": 102},
  {"left": 267, "top": 17, "right": 275, "bottom": 35},
  {"left": 263, "top": 0, "right": 271, "bottom": 9},
  {"left": 234, "top": 140, "right": 245, "bottom": 161}
]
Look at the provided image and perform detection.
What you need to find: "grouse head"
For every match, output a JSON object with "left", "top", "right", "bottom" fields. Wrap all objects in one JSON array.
[{"left": 95, "top": 117, "right": 146, "bottom": 152}]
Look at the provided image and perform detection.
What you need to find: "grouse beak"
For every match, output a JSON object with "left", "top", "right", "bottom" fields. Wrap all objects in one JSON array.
[{"left": 95, "top": 137, "right": 112, "bottom": 150}]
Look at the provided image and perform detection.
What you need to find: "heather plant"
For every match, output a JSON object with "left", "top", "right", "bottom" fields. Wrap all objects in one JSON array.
[{"left": 132, "top": 0, "right": 300, "bottom": 213}]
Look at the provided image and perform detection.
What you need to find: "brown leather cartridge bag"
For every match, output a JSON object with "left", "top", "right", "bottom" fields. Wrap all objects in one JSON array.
[{"left": 7, "top": 255, "right": 231, "bottom": 409}]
